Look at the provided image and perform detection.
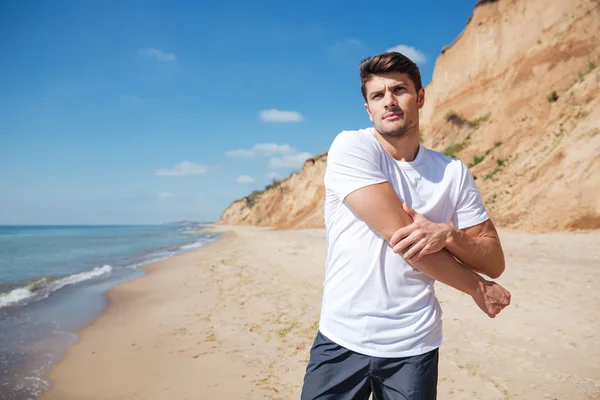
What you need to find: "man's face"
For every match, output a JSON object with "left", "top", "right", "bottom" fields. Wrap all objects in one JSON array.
[{"left": 363, "top": 72, "right": 424, "bottom": 138}]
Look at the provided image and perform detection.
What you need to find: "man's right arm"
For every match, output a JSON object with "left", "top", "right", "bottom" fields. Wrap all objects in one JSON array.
[{"left": 344, "top": 181, "right": 510, "bottom": 318}]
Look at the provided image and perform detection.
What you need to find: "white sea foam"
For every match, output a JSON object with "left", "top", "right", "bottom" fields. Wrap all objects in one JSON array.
[
  {"left": 0, "top": 265, "right": 113, "bottom": 309},
  {"left": 0, "top": 287, "right": 34, "bottom": 308},
  {"left": 180, "top": 241, "right": 206, "bottom": 250}
]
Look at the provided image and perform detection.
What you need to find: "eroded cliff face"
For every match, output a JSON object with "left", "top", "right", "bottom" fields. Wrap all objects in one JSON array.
[
  {"left": 220, "top": 153, "right": 328, "bottom": 229},
  {"left": 420, "top": 0, "right": 600, "bottom": 231},
  {"left": 220, "top": 0, "right": 600, "bottom": 232}
]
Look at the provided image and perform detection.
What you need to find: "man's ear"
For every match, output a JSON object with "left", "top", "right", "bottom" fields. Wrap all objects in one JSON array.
[
  {"left": 417, "top": 88, "right": 425, "bottom": 109},
  {"left": 364, "top": 103, "right": 374, "bottom": 122}
]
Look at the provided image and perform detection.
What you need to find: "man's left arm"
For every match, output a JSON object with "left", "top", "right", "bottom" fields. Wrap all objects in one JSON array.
[
  {"left": 445, "top": 218, "right": 505, "bottom": 279},
  {"left": 390, "top": 206, "right": 505, "bottom": 279},
  {"left": 390, "top": 161, "right": 505, "bottom": 279}
]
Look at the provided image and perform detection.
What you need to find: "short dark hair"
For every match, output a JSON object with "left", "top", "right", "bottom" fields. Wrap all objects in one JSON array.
[{"left": 359, "top": 52, "right": 423, "bottom": 101}]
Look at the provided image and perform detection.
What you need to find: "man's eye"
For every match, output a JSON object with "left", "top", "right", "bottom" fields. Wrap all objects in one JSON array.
[
  {"left": 372, "top": 93, "right": 382, "bottom": 99},
  {"left": 394, "top": 87, "right": 406, "bottom": 92}
]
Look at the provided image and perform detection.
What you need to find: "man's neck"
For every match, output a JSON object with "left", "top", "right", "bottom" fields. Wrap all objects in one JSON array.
[{"left": 373, "top": 129, "right": 421, "bottom": 162}]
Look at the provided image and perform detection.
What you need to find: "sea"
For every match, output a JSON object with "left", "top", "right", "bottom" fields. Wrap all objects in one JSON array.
[{"left": 0, "top": 224, "right": 222, "bottom": 399}]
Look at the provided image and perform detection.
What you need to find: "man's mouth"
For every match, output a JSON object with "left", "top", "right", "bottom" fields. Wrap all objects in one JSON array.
[{"left": 383, "top": 111, "right": 403, "bottom": 120}]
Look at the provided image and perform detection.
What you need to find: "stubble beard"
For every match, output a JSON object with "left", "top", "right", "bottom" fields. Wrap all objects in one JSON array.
[{"left": 376, "top": 114, "right": 419, "bottom": 138}]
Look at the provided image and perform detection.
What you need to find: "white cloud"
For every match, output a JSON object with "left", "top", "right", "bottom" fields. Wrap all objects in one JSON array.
[
  {"left": 137, "top": 47, "right": 177, "bottom": 63},
  {"left": 266, "top": 172, "right": 282, "bottom": 181},
  {"left": 226, "top": 143, "right": 296, "bottom": 158},
  {"left": 386, "top": 44, "right": 427, "bottom": 64},
  {"left": 158, "top": 192, "right": 174, "bottom": 200},
  {"left": 269, "top": 152, "right": 312, "bottom": 170},
  {"left": 259, "top": 109, "right": 304, "bottom": 122},
  {"left": 155, "top": 162, "right": 207, "bottom": 176},
  {"left": 235, "top": 175, "right": 255, "bottom": 184}
]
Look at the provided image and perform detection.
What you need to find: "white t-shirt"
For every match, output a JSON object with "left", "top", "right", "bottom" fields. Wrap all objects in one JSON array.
[{"left": 319, "top": 127, "right": 489, "bottom": 358}]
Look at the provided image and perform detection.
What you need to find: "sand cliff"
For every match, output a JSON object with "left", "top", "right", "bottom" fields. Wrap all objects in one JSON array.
[{"left": 220, "top": 0, "right": 600, "bottom": 232}]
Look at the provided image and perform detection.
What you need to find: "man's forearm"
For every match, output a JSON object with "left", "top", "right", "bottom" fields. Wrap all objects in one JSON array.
[
  {"left": 445, "top": 226, "right": 505, "bottom": 279},
  {"left": 410, "top": 248, "right": 483, "bottom": 296},
  {"left": 344, "top": 183, "right": 485, "bottom": 296}
]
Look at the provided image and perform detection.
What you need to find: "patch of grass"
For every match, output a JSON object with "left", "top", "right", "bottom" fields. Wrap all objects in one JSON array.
[
  {"left": 467, "top": 144, "right": 497, "bottom": 168},
  {"left": 443, "top": 142, "right": 464, "bottom": 158},
  {"left": 313, "top": 151, "right": 328, "bottom": 162},
  {"left": 494, "top": 141, "right": 503, "bottom": 147},
  {"left": 471, "top": 112, "right": 491, "bottom": 128},
  {"left": 483, "top": 156, "right": 508, "bottom": 179},
  {"left": 576, "top": 59, "right": 597, "bottom": 82},
  {"left": 547, "top": 91, "right": 558, "bottom": 102},
  {"left": 486, "top": 194, "right": 498, "bottom": 206},
  {"left": 245, "top": 190, "right": 261, "bottom": 208},
  {"left": 304, "top": 152, "right": 328, "bottom": 166},
  {"left": 468, "top": 153, "right": 486, "bottom": 168},
  {"left": 264, "top": 178, "right": 282, "bottom": 191},
  {"left": 277, "top": 321, "right": 300, "bottom": 339},
  {"left": 484, "top": 168, "right": 500, "bottom": 180}
]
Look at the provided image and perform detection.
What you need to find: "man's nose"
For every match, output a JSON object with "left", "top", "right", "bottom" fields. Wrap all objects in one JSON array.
[{"left": 383, "top": 91, "right": 397, "bottom": 108}]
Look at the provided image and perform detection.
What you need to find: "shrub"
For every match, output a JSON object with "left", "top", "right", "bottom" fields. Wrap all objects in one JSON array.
[
  {"left": 445, "top": 111, "right": 472, "bottom": 127},
  {"left": 443, "top": 143, "right": 464, "bottom": 158},
  {"left": 471, "top": 113, "right": 490, "bottom": 128}
]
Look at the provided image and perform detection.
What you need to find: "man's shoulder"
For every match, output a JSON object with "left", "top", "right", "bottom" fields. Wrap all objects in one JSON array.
[
  {"left": 327, "top": 127, "right": 380, "bottom": 159},
  {"left": 420, "top": 145, "right": 465, "bottom": 175},
  {"left": 331, "top": 127, "right": 376, "bottom": 146}
]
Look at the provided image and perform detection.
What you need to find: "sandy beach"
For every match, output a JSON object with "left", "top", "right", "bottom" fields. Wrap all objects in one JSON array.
[{"left": 40, "top": 225, "right": 600, "bottom": 400}]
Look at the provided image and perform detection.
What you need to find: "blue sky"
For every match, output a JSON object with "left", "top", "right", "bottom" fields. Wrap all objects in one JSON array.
[{"left": 0, "top": 0, "right": 479, "bottom": 225}]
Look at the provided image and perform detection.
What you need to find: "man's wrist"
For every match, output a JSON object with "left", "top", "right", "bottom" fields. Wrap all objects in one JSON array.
[
  {"left": 443, "top": 224, "right": 458, "bottom": 248},
  {"left": 467, "top": 271, "right": 485, "bottom": 297}
]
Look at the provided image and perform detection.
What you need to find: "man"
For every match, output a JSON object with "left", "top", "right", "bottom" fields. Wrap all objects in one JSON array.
[{"left": 301, "top": 52, "right": 511, "bottom": 400}]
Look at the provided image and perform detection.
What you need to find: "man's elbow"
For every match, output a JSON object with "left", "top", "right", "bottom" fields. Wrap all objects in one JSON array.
[{"left": 487, "top": 259, "right": 505, "bottom": 279}]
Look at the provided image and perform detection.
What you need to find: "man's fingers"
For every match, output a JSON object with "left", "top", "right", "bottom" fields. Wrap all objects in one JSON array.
[
  {"left": 402, "top": 202, "right": 417, "bottom": 219},
  {"left": 393, "top": 230, "right": 420, "bottom": 254},
  {"left": 411, "top": 245, "right": 431, "bottom": 262},
  {"left": 390, "top": 225, "right": 413, "bottom": 246},
  {"left": 405, "top": 240, "right": 426, "bottom": 260}
]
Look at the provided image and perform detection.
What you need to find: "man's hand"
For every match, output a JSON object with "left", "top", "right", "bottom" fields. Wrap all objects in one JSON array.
[
  {"left": 390, "top": 203, "right": 452, "bottom": 262},
  {"left": 471, "top": 279, "right": 512, "bottom": 318}
]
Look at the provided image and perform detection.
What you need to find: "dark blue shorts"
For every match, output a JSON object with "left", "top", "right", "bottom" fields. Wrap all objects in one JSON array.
[{"left": 301, "top": 331, "right": 439, "bottom": 400}]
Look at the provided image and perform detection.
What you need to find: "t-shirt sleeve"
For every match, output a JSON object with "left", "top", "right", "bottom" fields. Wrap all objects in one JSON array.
[
  {"left": 452, "top": 162, "right": 490, "bottom": 229},
  {"left": 324, "top": 131, "right": 388, "bottom": 200}
]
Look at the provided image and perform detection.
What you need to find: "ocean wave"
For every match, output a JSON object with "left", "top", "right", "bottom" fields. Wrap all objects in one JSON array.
[
  {"left": 0, "top": 265, "right": 113, "bottom": 309},
  {"left": 179, "top": 241, "right": 206, "bottom": 250}
]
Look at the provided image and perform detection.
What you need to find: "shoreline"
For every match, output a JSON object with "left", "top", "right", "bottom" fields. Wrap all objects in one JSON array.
[
  {"left": 0, "top": 225, "right": 226, "bottom": 399},
  {"left": 40, "top": 226, "right": 600, "bottom": 400},
  {"left": 37, "top": 227, "right": 234, "bottom": 398}
]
